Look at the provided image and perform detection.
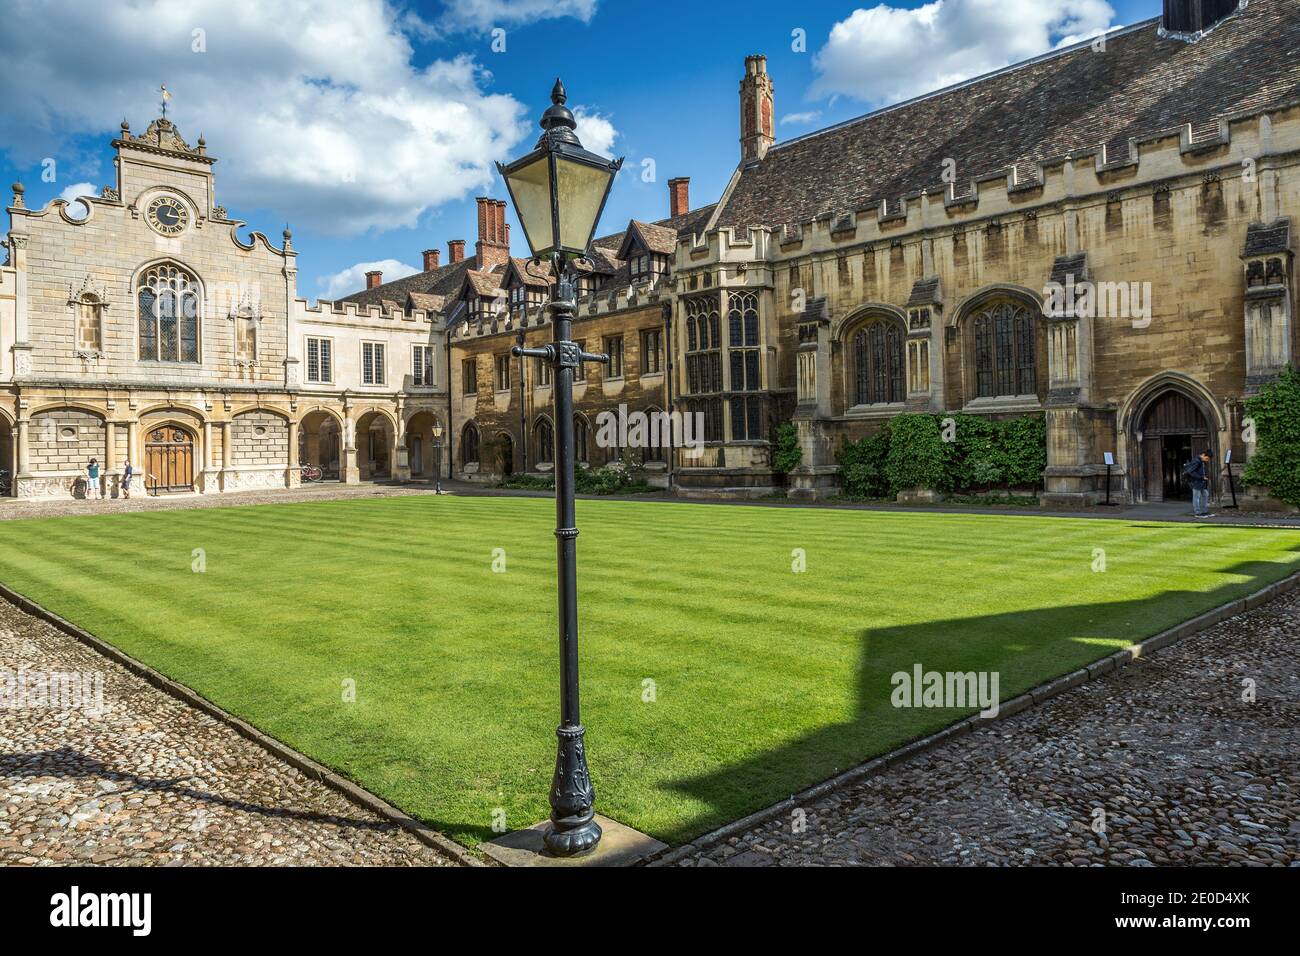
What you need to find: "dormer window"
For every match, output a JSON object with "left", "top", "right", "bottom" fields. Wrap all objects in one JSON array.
[
  {"left": 630, "top": 253, "right": 669, "bottom": 284},
  {"left": 575, "top": 275, "right": 600, "bottom": 298},
  {"left": 507, "top": 282, "right": 547, "bottom": 318}
]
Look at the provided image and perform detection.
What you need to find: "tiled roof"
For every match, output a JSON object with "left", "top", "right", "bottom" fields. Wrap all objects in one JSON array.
[
  {"left": 341, "top": 256, "right": 479, "bottom": 308},
  {"left": 716, "top": 1, "right": 1300, "bottom": 231}
]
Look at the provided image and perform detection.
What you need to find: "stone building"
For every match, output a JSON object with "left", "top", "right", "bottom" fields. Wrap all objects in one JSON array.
[
  {"left": 0, "top": 117, "right": 448, "bottom": 498},
  {"left": 346, "top": 182, "right": 714, "bottom": 485},
  {"left": 673, "top": 0, "right": 1299, "bottom": 503}
]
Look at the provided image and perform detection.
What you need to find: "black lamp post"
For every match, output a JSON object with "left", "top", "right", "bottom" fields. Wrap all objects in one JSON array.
[
  {"left": 432, "top": 420, "right": 444, "bottom": 495},
  {"left": 498, "top": 79, "right": 622, "bottom": 856}
]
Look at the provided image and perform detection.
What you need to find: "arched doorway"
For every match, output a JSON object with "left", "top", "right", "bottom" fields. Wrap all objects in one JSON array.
[
  {"left": 405, "top": 411, "right": 443, "bottom": 480},
  {"left": 355, "top": 411, "right": 394, "bottom": 480},
  {"left": 299, "top": 410, "right": 341, "bottom": 479},
  {"left": 1135, "top": 389, "right": 1213, "bottom": 502},
  {"left": 496, "top": 432, "right": 514, "bottom": 478},
  {"left": 145, "top": 424, "right": 196, "bottom": 493}
]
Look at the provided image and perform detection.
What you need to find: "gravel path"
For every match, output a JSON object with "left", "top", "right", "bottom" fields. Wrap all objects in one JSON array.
[
  {"left": 676, "top": 588, "right": 1300, "bottom": 867},
  {"left": 0, "top": 599, "right": 454, "bottom": 866}
]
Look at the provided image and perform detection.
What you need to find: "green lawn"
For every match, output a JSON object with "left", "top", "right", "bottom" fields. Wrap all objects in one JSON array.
[{"left": 1, "top": 495, "right": 1298, "bottom": 848}]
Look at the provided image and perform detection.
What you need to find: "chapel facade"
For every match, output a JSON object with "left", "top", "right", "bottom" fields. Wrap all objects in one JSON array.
[{"left": 0, "top": 118, "right": 448, "bottom": 498}]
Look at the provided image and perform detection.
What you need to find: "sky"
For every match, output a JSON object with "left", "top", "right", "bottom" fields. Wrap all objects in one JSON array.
[{"left": 0, "top": 0, "right": 1163, "bottom": 302}]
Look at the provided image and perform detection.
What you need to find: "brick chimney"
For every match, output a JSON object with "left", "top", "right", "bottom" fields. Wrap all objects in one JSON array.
[
  {"left": 475, "top": 197, "right": 511, "bottom": 271},
  {"left": 740, "top": 54, "right": 775, "bottom": 162},
  {"left": 365, "top": 270, "right": 382, "bottom": 289},
  {"left": 448, "top": 240, "right": 465, "bottom": 264},
  {"left": 1162, "top": 0, "right": 1241, "bottom": 37},
  {"left": 668, "top": 177, "right": 690, "bottom": 218},
  {"left": 422, "top": 248, "right": 440, "bottom": 271}
]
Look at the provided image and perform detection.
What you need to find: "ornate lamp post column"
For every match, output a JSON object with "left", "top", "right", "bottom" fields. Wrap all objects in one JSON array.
[{"left": 498, "top": 79, "right": 622, "bottom": 856}]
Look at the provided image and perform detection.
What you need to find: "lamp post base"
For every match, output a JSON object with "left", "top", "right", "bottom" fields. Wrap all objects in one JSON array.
[{"left": 543, "top": 723, "right": 601, "bottom": 856}]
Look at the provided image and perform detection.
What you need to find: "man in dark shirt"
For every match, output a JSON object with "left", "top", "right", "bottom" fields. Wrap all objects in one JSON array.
[{"left": 1186, "top": 450, "right": 1213, "bottom": 518}]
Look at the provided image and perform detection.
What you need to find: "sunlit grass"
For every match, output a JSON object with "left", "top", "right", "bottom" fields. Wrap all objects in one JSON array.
[{"left": 0, "top": 495, "right": 1296, "bottom": 847}]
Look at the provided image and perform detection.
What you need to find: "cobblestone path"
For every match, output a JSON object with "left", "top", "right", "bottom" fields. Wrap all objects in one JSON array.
[
  {"left": 677, "top": 589, "right": 1300, "bottom": 867},
  {"left": 0, "top": 600, "right": 454, "bottom": 866}
]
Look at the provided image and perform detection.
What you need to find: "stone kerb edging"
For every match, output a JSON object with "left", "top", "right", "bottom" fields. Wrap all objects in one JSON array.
[
  {"left": 645, "top": 571, "right": 1300, "bottom": 867},
  {"left": 0, "top": 582, "right": 484, "bottom": 868}
]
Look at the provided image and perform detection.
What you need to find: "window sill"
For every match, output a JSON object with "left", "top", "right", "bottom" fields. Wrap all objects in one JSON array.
[
  {"left": 963, "top": 395, "right": 1042, "bottom": 413},
  {"left": 845, "top": 402, "right": 906, "bottom": 419}
]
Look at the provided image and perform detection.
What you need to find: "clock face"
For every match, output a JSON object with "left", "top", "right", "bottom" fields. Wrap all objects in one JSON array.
[{"left": 147, "top": 196, "right": 189, "bottom": 236}]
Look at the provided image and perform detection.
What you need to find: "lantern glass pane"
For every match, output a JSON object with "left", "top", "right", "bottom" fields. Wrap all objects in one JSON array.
[
  {"left": 505, "top": 153, "right": 554, "bottom": 256},
  {"left": 555, "top": 156, "right": 613, "bottom": 254}
]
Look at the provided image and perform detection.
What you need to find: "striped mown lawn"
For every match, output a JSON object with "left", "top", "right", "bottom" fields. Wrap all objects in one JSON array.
[{"left": 1, "top": 495, "right": 1297, "bottom": 847}]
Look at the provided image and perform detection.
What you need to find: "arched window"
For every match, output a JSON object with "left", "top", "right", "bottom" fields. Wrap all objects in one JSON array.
[
  {"left": 461, "top": 423, "right": 480, "bottom": 466},
  {"left": 642, "top": 406, "right": 666, "bottom": 463},
  {"left": 233, "top": 305, "right": 258, "bottom": 364},
  {"left": 535, "top": 418, "right": 554, "bottom": 465},
  {"left": 851, "top": 320, "right": 904, "bottom": 405},
  {"left": 138, "top": 263, "right": 200, "bottom": 362},
  {"left": 973, "top": 300, "right": 1036, "bottom": 398},
  {"left": 574, "top": 416, "right": 589, "bottom": 464}
]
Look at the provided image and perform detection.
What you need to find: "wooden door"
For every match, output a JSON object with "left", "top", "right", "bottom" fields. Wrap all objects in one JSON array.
[
  {"left": 1143, "top": 438, "right": 1164, "bottom": 502},
  {"left": 145, "top": 427, "right": 193, "bottom": 492}
]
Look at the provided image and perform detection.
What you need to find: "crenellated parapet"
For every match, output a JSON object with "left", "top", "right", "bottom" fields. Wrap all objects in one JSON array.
[{"left": 680, "top": 101, "right": 1300, "bottom": 269}]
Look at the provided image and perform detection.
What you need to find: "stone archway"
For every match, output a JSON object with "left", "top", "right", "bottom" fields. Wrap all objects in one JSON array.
[
  {"left": 405, "top": 411, "right": 443, "bottom": 480},
  {"left": 355, "top": 411, "right": 394, "bottom": 481},
  {"left": 1130, "top": 386, "right": 1216, "bottom": 503},
  {"left": 299, "top": 410, "right": 342, "bottom": 479},
  {"left": 0, "top": 415, "right": 12, "bottom": 495}
]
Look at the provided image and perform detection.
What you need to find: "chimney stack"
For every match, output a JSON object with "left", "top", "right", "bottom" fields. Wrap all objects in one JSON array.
[
  {"left": 668, "top": 177, "right": 690, "bottom": 218},
  {"left": 448, "top": 240, "right": 465, "bottom": 264},
  {"left": 1162, "top": 0, "right": 1241, "bottom": 37},
  {"left": 422, "top": 248, "right": 440, "bottom": 271},
  {"left": 740, "top": 54, "right": 775, "bottom": 163},
  {"left": 475, "top": 197, "right": 511, "bottom": 271},
  {"left": 365, "top": 270, "right": 382, "bottom": 289}
]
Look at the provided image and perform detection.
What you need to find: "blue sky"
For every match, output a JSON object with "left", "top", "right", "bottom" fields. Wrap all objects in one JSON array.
[{"left": 0, "top": 0, "right": 1162, "bottom": 301}]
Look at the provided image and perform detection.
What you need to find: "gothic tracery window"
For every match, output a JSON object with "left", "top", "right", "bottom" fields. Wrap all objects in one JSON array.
[
  {"left": 683, "top": 294, "right": 723, "bottom": 442},
  {"left": 973, "top": 300, "right": 1037, "bottom": 398},
  {"left": 461, "top": 422, "right": 480, "bottom": 466},
  {"left": 535, "top": 418, "right": 555, "bottom": 465},
  {"left": 138, "top": 263, "right": 200, "bottom": 362},
  {"left": 851, "top": 319, "right": 904, "bottom": 405}
]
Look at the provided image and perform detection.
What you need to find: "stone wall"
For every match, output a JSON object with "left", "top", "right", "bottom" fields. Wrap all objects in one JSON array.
[
  {"left": 29, "top": 409, "right": 106, "bottom": 472},
  {"left": 230, "top": 412, "right": 287, "bottom": 467}
]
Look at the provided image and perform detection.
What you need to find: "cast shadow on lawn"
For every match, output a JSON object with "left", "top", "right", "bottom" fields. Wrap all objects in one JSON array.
[
  {"left": 664, "top": 559, "right": 1295, "bottom": 846},
  {"left": 0, "top": 746, "right": 400, "bottom": 832}
]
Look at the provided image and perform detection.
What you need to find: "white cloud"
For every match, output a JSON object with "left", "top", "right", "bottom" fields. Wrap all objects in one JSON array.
[
  {"left": 319, "top": 258, "right": 419, "bottom": 300},
  {"left": 58, "top": 181, "right": 97, "bottom": 219},
  {"left": 0, "top": 0, "right": 609, "bottom": 236},
  {"left": 572, "top": 107, "right": 618, "bottom": 158},
  {"left": 438, "top": 0, "right": 600, "bottom": 33},
  {"left": 811, "top": 0, "right": 1117, "bottom": 108},
  {"left": 780, "top": 111, "right": 823, "bottom": 126}
]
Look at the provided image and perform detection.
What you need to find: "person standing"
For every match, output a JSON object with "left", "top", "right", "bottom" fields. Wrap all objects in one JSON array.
[
  {"left": 122, "top": 458, "right": 134, "bottom": 499},
  {"left": 85, "top": 458, "right": 100, "bottom": 501},
  {"left": 1185, "top": 449, "right": 1214, "bottom": 518}
]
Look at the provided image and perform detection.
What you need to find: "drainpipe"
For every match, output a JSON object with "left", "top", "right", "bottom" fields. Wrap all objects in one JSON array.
[
  {"left": 445, "top": 328, "right": 454, "bottom": 483},
  {"left": 662, "top": 301, "right": 675, "bottom": 492},
  {"left": 517, "top": 328, "right": 528, "bottom": 471}
]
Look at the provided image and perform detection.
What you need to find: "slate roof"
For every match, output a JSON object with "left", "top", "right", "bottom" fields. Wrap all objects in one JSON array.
[
  {"left": 906, "top": 277, "right": 943, "bottom": 308},
  {"left": 1049, "top": 254, "right": 1089, "bottom": 287},
  {"left": 716, "top": 0, "right": 1300, "bottom": 231},
  {"left": 344, "top": 202, "right": 716, "bottom": 317},
  {"left": 1243, "top": 219, "right": 1291, "bottom": 257}
]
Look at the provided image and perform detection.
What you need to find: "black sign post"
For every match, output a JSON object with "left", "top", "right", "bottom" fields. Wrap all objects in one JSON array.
[{"left": 1224, "top": 449, "right": 1240, "bottom": 510}]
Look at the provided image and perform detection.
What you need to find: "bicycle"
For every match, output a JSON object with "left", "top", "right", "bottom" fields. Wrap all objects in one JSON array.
[{"left": 299, "top": 464, "right": 324, "bottom": 483}]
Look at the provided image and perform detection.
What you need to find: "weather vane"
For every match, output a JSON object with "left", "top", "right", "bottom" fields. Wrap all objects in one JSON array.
[{"left": 160, "top": 84, "right": 171, "bottom": 119}]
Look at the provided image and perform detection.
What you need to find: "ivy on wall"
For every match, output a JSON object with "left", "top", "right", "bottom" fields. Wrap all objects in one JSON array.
[
  {"left": 1243, "top": 365, "right": 1300, "bottom": 507},
  {"left": 838, "top": 413, "right": 1047, "bottom": 499}
]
